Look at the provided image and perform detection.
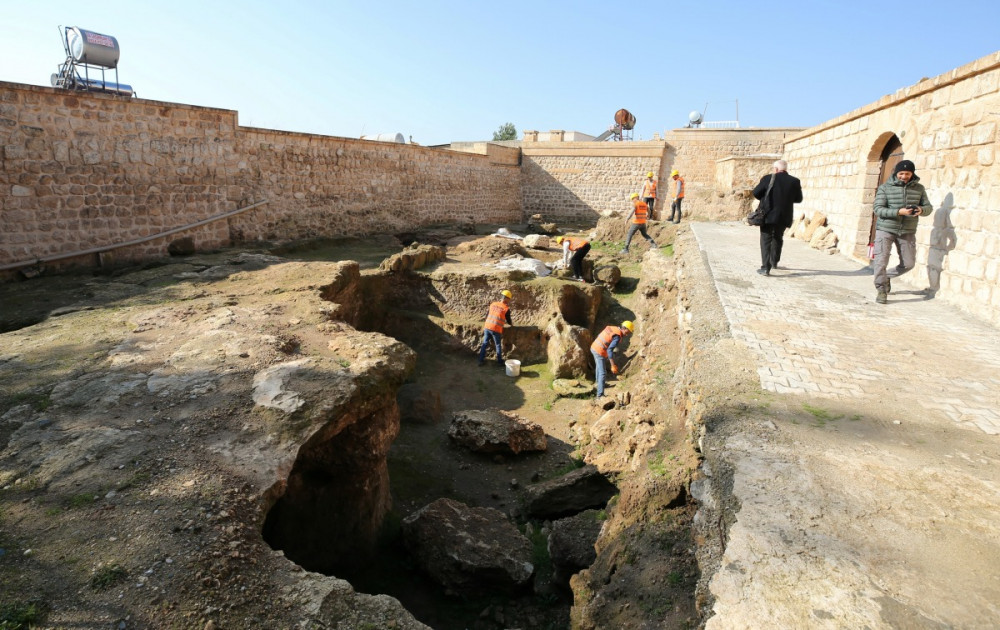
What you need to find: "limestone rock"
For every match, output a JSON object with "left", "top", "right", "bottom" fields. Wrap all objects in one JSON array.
[
  {"left": 540, "top": 222, "right": 559, "bottom": 234},
  {"left": 448, "top": 408, "right": 547, "bottom": 454},
  {"left": 593, "top": 265, "right": 621, "bottom": 288},
  {"left": 802, "top": 212, "right": 827, "bottom": 242},
  {"left": 523, "top": 234, "right": 550, "bottom": 249},
  {"left": 552, "top": 378, "right": 595, "bottom": 398},
  {"left": 590, "top": 410, "right": 628, "bottom": 445},
  {"left": 549, "top": 509, "right": 603, "bottom": 586},
  {"left": 397, "top": 383, "right": 441, "bottom": 424},
  {"left": 524, "top": 465, "right": 618, "bottom": 520},
  {"left": 379, "top": 244, "right": 445, "bottom": 273},
  {"left": 401, "top": 498, "right": 534, "bottom": 592},
  {"left": 546, "top": 318, "right": 592, "bottom": 379},
  {"left": 788, "top": 214, "right": 806, "bottom": 239},
  {"left": 810, "top": 225, "right": 839, "bottom": 252},
  {"left": 252, "top": 359, "right": 311, "bottom": 413}
]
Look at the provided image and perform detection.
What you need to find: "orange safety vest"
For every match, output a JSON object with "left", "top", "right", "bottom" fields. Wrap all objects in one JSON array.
[
  {"left": 484, "top": 301, "right": 510, "bottom": 333},
  {"left": 642, "top": 179, "right": 657, "bottom": 199},
  {"left": 591, "top": 325, "right": 626, "bottom": 357},
  {"left": 564, "top": 237, "right": 588, "bottom": 251},
  {"left": 673, "top": 176, "right": 685, "bottom": 199},
  {"left": 631, "top": 199, "right": 649, "bottom": 224}
]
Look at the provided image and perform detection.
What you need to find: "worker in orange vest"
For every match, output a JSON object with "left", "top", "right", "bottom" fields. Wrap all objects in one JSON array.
[
  {"left": 621, "top": 193, "right": 657, "bottom": 254},
  {"left": 478, "top": 289, "right": 513, "bottom": 366},
  {"left": 668, "top": 169, "right": 685, "bottom": 224},
  {"left": 641, "top": 171, "right": 658, "bottom": 220},
  {"left": 556, "top": 235, "right": 591, "bottom": 282},
  {"left": 590, "top": 320, "right": 634, "bottom": 397}
]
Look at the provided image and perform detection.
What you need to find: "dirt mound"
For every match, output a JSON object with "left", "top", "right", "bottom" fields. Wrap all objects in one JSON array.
[{"left": 451, "top": 236, "right": 530, "bottom": 261}]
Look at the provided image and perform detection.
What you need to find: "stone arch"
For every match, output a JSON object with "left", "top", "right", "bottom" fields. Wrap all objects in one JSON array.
[{"left": 856, "top": 132, "right": 904, "bottom": 260}]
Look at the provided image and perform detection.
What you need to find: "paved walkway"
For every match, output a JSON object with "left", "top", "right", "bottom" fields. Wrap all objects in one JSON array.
[
  {"left": 691, "top": 222, "right": 1000, "bottom": 435},
  {"left": 689, "top": 222, "right": 1000, "bottom": 628}
]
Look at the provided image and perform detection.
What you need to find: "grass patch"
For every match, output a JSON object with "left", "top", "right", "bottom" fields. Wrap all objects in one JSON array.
[
  {"left": 0, "top": 601, "right": 47, "bottom": 630},
  {"left": 659, "top": 243, "right": 675, "bottom": 256},
  {"left": 89, "top": 564, "right": 127, "bottom": 591},
  {"left": 648, "top": 451, "right": 670, "bottom": 477},
  {"left": 550, "top": 456, "right": 586, "bottom": 478},
  {"left": 667, "top": 570, "right": 684, "bottom": 586},
  {"left": 65, "top": 493, "right": 98, "bottom": 509},
  {"left": 802, "top": 403, "right": 843, "bottom": 425}
]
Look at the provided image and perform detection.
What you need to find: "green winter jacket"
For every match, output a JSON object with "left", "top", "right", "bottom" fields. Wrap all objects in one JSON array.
[{"left": 873, "top": 174, "right": 933, "bottom": 235}]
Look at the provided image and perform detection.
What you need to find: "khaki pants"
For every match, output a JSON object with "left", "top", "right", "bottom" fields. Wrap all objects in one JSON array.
[{"left": 873, "top": 231, "right": 915, "bottom": 292}]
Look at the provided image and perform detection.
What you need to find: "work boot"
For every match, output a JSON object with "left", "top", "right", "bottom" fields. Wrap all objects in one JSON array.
[{"left": 876, "top": 291, "right": 888, "bottom": 304}]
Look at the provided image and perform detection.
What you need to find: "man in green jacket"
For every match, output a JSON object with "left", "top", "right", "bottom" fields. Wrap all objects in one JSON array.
[{"left": 872, "top": 160, "right": 933, "bottom": 304}]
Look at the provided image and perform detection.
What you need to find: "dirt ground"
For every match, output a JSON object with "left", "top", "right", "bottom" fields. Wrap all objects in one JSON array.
[{"left": 0, "top": 221, "right": 698, "bottom": 630}]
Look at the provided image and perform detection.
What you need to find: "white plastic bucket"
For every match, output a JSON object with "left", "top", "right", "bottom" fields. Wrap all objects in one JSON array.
[{"left": 505, "top": 359, "right": 521, "bottom": 377}]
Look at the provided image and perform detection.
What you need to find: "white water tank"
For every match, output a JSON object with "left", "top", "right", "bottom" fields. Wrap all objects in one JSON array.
[
  {"left": 67, "top": 27, "right": 121, "bottom": 68},
  {"left": 361, "top": 133, "right": 405, "bottom": 143}
]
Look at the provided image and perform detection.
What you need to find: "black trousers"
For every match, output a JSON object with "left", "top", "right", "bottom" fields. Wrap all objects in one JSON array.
[
  {"left": 759, "top": 224, "right": 785, "bottom": 270},
  {"left": 570, "top": 243, "right": 591, "bottom": 278}
]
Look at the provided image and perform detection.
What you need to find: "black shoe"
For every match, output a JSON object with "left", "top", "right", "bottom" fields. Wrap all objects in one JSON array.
[{"left": 757, "top": 267, "right": 770, "bottom": 276}]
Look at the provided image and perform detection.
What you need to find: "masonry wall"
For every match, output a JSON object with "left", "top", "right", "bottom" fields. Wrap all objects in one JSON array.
[
  {"left": 520, "top": 142, "right": 666, "bottom": 222},
  {"left": 0, "top": 82, "right": 521, "bottom": 272},
  {"left": 783, "top": 51, "right": 1000, "bottom": 325}
]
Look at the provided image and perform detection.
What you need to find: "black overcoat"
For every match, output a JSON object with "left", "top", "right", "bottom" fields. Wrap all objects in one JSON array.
[{"left": 753, "top": 171, "right": 803, "bottom": 228}]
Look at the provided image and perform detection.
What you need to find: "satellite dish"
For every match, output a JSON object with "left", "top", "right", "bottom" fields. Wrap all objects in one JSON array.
[{"left": 688, "top": 111, "right": 704, "bottom": 125}]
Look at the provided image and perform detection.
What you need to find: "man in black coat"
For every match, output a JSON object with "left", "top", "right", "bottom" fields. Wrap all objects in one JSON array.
[{"left": 752, "top": 159, "right": 803, "bottom": 276}]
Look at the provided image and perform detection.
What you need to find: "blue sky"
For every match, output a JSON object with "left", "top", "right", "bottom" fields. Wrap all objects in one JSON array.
[{"left": 3, "top": 1, "right": 999, "bottom": 145}]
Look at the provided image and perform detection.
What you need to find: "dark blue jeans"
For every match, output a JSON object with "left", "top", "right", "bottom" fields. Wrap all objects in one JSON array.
[
  {"left": 592, "top": 349, "right": 607, "bottom": 396},
  {"left": 478, "top": 330, "right": 504, "bottom": 364}
]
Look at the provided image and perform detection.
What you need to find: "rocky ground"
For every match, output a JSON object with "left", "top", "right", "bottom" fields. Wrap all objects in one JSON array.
[{"left": 0, "top": 218, "right": 703, "bottom": 630}]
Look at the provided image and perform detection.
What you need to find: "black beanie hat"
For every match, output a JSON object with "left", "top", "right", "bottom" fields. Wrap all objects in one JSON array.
[{"left": 894, "top": 160, "right": 916, "bottom": 174}]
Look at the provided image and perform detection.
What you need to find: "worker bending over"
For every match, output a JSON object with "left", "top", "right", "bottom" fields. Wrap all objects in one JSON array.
[
  {"left": 556, "top": 235, "right": 591, "bottom": 282},
  {"left": 478, "top": 289, "right": 513, "bottom": 366},
  {"left": 590, "top": 320, "right": 634, "bottom": 398}
]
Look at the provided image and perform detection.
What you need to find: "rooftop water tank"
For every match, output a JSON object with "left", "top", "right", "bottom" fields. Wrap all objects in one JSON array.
[
  {"left": 67, "top": 27, "right": 121, "bottom": 68},
  {"left": 614, "top": 109, "right": 636, "bottom": 130},
  {"left": 361, "top": 133, "right": 405, "bottom": 143}
]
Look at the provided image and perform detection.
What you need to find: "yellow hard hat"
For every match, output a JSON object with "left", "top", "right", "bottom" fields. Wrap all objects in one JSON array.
[
  {"left": 622, "top": 320, "right": 634, "bottom": 332},
  {"left": 646, "top": 172, "right": 654, "bottom": 178},
  {"left": 630, "top": 192, "right": 639, "bottom": 199},
  {"left": 670, "top": 170, "right": 679, "bottom": 177},
  {"left": 555, "top": 236, "right": 564, "bottom": 244},
  {"left": 501, "top": 289, "right": 512, "bottom": 299}
]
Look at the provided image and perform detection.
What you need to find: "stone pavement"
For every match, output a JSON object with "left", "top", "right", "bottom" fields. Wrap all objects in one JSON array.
[{"left": 691, "top": 221, "right": 1000, "bottom": 435}]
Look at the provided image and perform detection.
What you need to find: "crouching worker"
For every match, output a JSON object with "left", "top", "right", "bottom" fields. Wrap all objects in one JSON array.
[
  {"left": 478, "top": 289, "right": 513, "bottom": 366},
  {"left": 556, "top": 235, "right": 591, "bottom": 282},
  {"left": 621, "top": 193, "right": 657, "bottom": 254},
  {"left": 590, "top": 320, "right": 634, "bottom": 398}
]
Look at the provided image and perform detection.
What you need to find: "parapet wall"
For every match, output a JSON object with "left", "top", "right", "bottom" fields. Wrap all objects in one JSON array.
[
  {"left": 0, "top": 82, "right": 522, "bottom": 272},
  {"left": 783, "top": 50, "right": 1000, "bottom": 326}
]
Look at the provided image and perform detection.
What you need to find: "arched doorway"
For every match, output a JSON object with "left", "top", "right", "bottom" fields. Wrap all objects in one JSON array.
[{"left": 861, "top": 134, "right": 904, "bottom": 261}]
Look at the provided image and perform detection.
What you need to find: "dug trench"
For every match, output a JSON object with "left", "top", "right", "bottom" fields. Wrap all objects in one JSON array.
[
  {"left": 0, "top": 217, "right": 703, "bottom": 629},
  {"left": 258, "top": 218, "right": 701, "bottom": 630}
]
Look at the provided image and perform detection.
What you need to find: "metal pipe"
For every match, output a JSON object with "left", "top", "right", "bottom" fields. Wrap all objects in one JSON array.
[{"left": 0, "top": 199, "right": 269, "bottom": 272}]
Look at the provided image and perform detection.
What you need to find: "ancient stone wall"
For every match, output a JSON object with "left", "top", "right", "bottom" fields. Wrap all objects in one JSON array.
[
  {"left": 520, "top": 142, "right": 666, "bottom": 222},
  {"left": 0, "top": 82, "right": 521, "bottom": 273},
  {"left": 783, "top": 51, "right": 1000, "bottom": 325}
]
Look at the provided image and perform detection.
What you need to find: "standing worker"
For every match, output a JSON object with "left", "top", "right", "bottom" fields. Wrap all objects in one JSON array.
[
  {"left": 591, "top": 320, "right": 634, "bottom": 398},
  {"left": 620, "top": 193, "right": 657, "bottom": 254},
  {"left": 556, "top": 235, "right": 591, "bottom": 282},
  {"left": 478, "top": 289, "right": 513, "bottom": 366},
  {"left": 641, "top": 171, "right": 658, "bottom": 220},
  {"left": 668, "top": 170, "right": 685, "bottom": 224},
  {"left": 872, "top": 159, "right": 933, "bottom": 304}
]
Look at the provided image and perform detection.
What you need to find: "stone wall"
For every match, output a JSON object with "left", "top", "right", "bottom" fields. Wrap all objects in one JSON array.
[
  {"left": 783, "top": 51, "right": 1000, "bottom": 325},
  {"left": 520, "top": 142, "right": 666, "bottom": 222},
  {"left": 0, "top": 82, "right": 521, "bottom": 273}
]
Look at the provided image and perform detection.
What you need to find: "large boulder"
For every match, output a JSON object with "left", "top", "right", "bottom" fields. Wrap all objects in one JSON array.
[
  {"left": 448, "top": 408, "right": 547, "bottom": 454},
  {"left": 549, "top": 510, "right": 603, "bottom": 587},
  {"left": 592, "top": 265, "right": 621, "bottom": 288},
  {"left": 523, "top": 234, "right": 550, "bottom": 249},
  {"left": 545, "top": 318, "right": 592, "bottom": 379},
  {"left": 802, "top": 212, "right": 827, "bottom": 242},
  {"left": 401, "top": 498, "right": 534, "bottom": 593},
  {"left": 810, "top": 225, "right": 839, "bottom": 253},
  {"left": 524, "top": 465, "right": 618, "bottom": 520},
  {"left": 379, "top": 244, "right": 445, "bottom": 272}
]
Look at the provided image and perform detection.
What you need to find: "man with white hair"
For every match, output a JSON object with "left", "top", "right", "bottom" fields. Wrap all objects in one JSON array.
[{"left": 751, "top": 159, "right": 803, "bottom": 276}]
